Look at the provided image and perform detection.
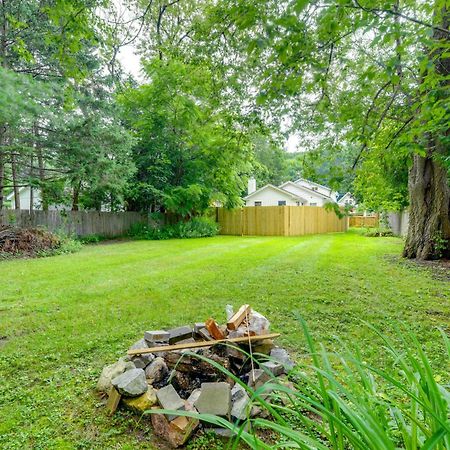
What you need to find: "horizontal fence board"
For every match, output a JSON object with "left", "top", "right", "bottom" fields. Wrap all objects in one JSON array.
[
  {"left": 349, "top": 215, "right": 379, "bottom": 228},
  {"left": 217, "top": 206, "right": 348, "bottom": 236},
  {"left": 0, "top": 210, "right": 147, "bottom": 237}
]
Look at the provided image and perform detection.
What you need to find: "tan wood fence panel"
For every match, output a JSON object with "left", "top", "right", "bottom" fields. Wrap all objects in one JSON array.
[
  {"left": 0, "top": 210, "right": 147, "bottom": 237},
  {"left": 217, "top": 206, "right": 348, "bottom": 236},
  {"left": 349, "top": 215, "right": 379, "bottom": 228}
]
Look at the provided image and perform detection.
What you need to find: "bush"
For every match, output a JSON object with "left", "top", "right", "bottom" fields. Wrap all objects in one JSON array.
[
  {"left": 365, "top": 227, "right": 394, "bottom": 237},
  {"left": 128, "top": 217, "right": 219, "bottom": 240},
  {"left": 78, "top": 234, "right": 108, "bottom": 244},
  {"left": 146, "top": 319, "right": 450, "bottom": 450}
]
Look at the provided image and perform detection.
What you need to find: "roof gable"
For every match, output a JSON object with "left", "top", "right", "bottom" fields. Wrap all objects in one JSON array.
[
  {"left": 279, "top": 181, "right": 332, "bottom": 200},
  {"left": 294, "top": 178, "right": 332, "bottom": 194},
  {"left": 244, "top": 184, "right": 302, "bottom": 201}
]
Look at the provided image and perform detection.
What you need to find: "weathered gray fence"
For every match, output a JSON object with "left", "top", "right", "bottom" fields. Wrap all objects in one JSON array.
[
  {"left": 0, "top": 210, "right": 147, "bottom": 237},
  {"left": 387, "top": 210, "right": 409, "bottom": 236}
]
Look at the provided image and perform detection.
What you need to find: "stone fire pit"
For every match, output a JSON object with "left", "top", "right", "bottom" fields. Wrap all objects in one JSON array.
[{"left": 96, "top": 305, "right": 294, "bottom": 447}]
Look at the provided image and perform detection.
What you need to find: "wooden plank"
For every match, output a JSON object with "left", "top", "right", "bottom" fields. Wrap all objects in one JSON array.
[
  {"left": 226, "top": 304, "right": 250, "bottom": 330},
  {"left": 205, "top": 318, "right": 226, "bottom": 340},
  {"left": 127, "top": 333, "right": 281, "bottom": 356},
  {"left": 106, "top": 387, "right": 122, "bottom": 415}
]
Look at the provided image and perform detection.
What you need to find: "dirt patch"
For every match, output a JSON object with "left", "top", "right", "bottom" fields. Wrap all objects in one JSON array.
[
  {"left": 0, "top": 225, "right": 60, "bottom": 258},
  {"left": 386, "top": 254, "right": 450, "bottom": 282}
]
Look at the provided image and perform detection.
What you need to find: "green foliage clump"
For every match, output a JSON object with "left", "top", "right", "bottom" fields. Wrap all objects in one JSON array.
[
  {"left": 129, "top": 217, "right": 219, "bottom": 240},
  {"left": 78, "top": 234, "right": 108, "bottom": 244},
  {"left": 365, "top": 228, "right": 395, "bottom": 237}
]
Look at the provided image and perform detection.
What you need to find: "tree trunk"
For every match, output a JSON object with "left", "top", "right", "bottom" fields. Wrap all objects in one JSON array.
[
  {"left": 37, "top": 148, "right": 48, "bottom": 211},
  {"left": 72, "top": 181, "right": 81, "bottom": 211},
  {"left": 0, "top": 126, "right": 5, "bottom": 210},
  {"left": 403, "top": 148, "right": 450, "bottom": 259},
  {"left": 0, "top": 150, "right": 4, "bottom": 210},
  {"left": 403, "top": 5, "right": 450, "bottom": 260},
  {"left": 29, "top": 154, "right": 34, "bottom": 211},
  {"left": 11, "top": 152, "right": 20, "bottom": 210}
]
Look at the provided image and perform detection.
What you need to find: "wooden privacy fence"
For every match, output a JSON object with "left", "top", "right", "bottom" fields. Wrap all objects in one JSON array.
[
  {"left": 349, "top": 215, "right": 379, "bottom": 228},
  {"left": 217, "top": 206, "right": 348, "bottom": 236},
  {"left": 0, "top": 210, "right": 147, "bottom": 237}
]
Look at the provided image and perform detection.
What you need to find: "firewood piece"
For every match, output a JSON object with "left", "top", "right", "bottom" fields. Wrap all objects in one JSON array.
[
  {"left": 127, "top": 333, "right": 281, "bottom": 356},
  {"left": 205, "top": 318, "right": 226, "bottom": 340},
  {"left": 227, "top": 304, "right": 251, "bottom": 331},
  {"left": 106, "top": 387, "right": 122, "bottom": 415}
]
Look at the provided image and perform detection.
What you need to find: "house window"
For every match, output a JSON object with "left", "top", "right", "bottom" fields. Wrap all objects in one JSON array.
[
  {"left": 254, "top": 201, "right": 262, "bottom": 206},
  {"left": 311, "top": 187, "right": 318, "bottom": 191},
  {"left": 296, "top": 201, "right": 302, "bottom": 206},
  {"left": 278, "top": 200, "right": 286, "bottom": 206},
  {"left": 310, "top": 202, "right": 317, "bottom": 206}
]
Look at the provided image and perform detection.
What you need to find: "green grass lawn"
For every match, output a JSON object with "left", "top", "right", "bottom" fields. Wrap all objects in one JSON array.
[{"left": 0, "top": 231, "right": 449, "bottom": 449}]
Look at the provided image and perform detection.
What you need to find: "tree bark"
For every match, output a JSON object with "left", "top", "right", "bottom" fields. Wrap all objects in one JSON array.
[
  {"left": 72, "top": 181, "right": 81, "bottom": 211},
  {"left": 0, "top": 126, "right": 5, "bottom": 210},
  {"left": 403, "top": 5, "right": 450, "bottom": 260},
  {"left": 403, "top": 147, "right": 450, "bottom": 259},
  {"left": 11, "top": 152, "right": 20, "bottom": 210}
]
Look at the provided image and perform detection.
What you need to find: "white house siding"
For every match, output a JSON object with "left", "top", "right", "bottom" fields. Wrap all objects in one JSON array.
[
  {"left": 338, "top": 193, "right": 357, "bottom": 207},
  {"left": 9, "top": 187, "right": 42, "bottom": 210},
  {"left": 8, "top": 187, "right": 64, "bottom": 211},
  {"left": 244, "top": 186, "right": 299, "bottom": 206},
  {"left": 281, "top": 183, "right": 328, "bottom": 206}
]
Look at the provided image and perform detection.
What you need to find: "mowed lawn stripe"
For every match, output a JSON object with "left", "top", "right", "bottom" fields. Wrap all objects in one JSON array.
[{"left": 0, "top": 231, "right": 448, "bottom": 449}]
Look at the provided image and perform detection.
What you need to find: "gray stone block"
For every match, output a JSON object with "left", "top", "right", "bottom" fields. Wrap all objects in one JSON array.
[
  {"left": 132, "top": 353, "right": 155, "bottom": 369},
  {"left": 260, "top": 361, "right": 284, "bottom": 377},
  {"left": 144, "top": 330, "right": 170, "bottom": 344},
  {"left": 145, "top": 357, "right": 168, "bottom": 383},
  {"left": 168, "top": 326, "right": 193, "bottom": 344},
  {"left": 231, "top": 384, "right": 251, "bottom": 420},
  {"left": 270, "top": 348, "right": 295, "bottom": 370},
  {"left": 96, "top": 357, "right": 135, "bottom": 393},
  {"left": 194, "top": 322, "right": 205, "bottom": 333},
  {"left": 129, "top": 338, "right": 149, "bottom": 351},
  {"left": 247, "top": 369, "right": 271, "bottom": 389},
  {"left": 112, "top": 368, "right": 148, "bottom": 397},
  {"left": 156, "top": 384, "right": 185, "bottom": 420},
  {"left": 197, "top": 328, "right": 213, "bottom": 341},
  {"left": 186, "top": 388, "right": 202, "bottom": 409},
  {"left": 194, "top": 382, "right": 231, "bottom": 417}
]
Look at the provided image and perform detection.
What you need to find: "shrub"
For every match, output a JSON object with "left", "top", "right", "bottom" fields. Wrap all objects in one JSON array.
[
  {"left": 78, "top": 234, "right": 108, "bottom": 244},
  {"left": 146, "top": 319, "right": 450, "bottom": 449},
  {"left": 128, "top": 217, "right": 219, "bottom": 240},
  {"left": 365, "top": 227, "right": 394, "bottom": 237}
]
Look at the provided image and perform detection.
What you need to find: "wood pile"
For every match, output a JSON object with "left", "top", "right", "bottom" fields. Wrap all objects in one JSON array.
[
  {"left": 97, "top": 305, "right": 295, "bottom": 448},
  {"left": 0, "top": 225, "right": 60, "bottom": 257}
]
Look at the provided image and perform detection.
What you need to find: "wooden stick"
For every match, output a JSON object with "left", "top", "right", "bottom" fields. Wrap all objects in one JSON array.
[
  {"left": 127, "top": 333, "right": 281, "bottom": 356},
  {"left": 227, "top": 304, "right": 251, "bottom": 330}
]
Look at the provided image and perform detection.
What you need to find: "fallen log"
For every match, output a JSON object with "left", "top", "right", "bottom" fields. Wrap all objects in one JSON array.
[{"left": 128, "top": 333, "right": 281, "bottom": 356}]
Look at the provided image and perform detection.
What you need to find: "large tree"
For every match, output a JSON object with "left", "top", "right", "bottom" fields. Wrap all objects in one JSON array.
[
  {"left": 120, "top": 58, "right": 256, "bottom": 216},
  {"left": 191, "top": 0, "right": 449, "bottom": 259}
]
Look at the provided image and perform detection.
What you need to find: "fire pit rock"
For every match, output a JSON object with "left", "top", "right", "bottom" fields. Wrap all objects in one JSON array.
[
  {"left": 112, "top": 368, "right": 148, "bottom": 397},
  {"left": 97, "top": 305, "right": 294, "bottom": 448}
]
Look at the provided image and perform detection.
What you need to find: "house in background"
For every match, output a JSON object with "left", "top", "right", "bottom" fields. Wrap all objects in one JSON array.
[
  {"left": 337, "top": 192, "right": 358, "bottom": 209},
  {"left": 243, "top": 178, "right": 339, "bottom": 207},
  {"left": 6, "top": 186, "right": 65, "bottom": 211}
]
